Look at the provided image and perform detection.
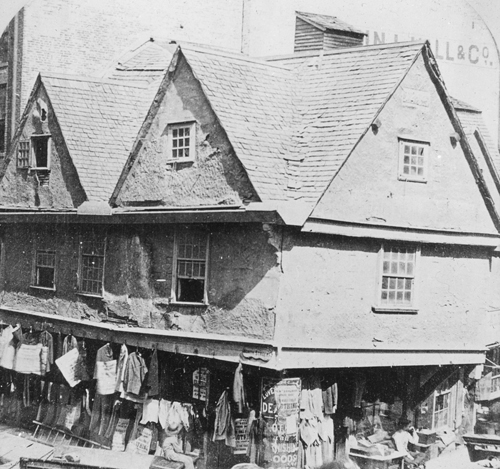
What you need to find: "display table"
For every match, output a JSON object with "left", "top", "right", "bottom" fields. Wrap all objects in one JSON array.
[
  {"left": 349, "top": 450, "right": 406, "bottom": 469},
  {"left": 463, "top": 433, "right": 500, "bottom": 462}
]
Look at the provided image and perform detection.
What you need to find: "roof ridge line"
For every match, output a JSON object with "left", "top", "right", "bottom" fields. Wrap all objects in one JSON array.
[
  {"left": 265, "top": 40, "right": 425, "bottom": 61},
  {"left": 42, "top": 72, "right": 149, "bottom": 90},
  {"left": 181, "top": 45, "right": 293, "bottom": 71}
]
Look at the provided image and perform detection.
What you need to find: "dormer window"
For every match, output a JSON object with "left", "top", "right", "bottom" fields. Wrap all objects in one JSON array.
[{"left": 167, "top": 122, "right": 195, "bottom": 162}]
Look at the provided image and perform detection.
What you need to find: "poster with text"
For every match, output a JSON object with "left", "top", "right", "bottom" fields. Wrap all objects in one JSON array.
[{"left": 261, "top": 377, "right": 301, "bottom": 469}]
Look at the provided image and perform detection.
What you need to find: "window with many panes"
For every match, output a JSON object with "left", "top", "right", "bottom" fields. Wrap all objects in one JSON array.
[
  {"left": 398, "top": 139, "right": 429, "bottom": 182},
  {"left": 433, "top": 390, "right": 451, "bottom": 429},
  {"left": 79, "top": 232, "right": 105, "bottom": 296},
  {"left": 379, "top": 246, "right": 418, "bottom": 309},
  {"left": 167, "top": 122, "right": 195, "bottom": 162},
  {"left": 33, "top": 250, "right": 56, "bottom": 289},
  {"left": 491, "top": 347, "right": 500, "bottom": 394},
  {"left": 172, "top": 229, "right": 209, "bottom": 304},
  {"left": 17, "top": 140, "right": 30, "bottom": 168}
]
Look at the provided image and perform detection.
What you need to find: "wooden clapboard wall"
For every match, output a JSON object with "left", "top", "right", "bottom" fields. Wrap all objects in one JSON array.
[{"left": 294, "top": 17, "right": 364, "bottom": 52}]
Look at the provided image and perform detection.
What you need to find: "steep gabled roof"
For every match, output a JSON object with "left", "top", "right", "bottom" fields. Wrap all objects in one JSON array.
[
  {"left": 181, "top": 45, "right": 294, "bottom": 201},
  {"left": 295, "top": 11, "right": 366, "bottom": 36},
  {"left": 269, "top": 41, "right": 424, "bottom": 203},
  {"left": 41, "top": 74, "right": 154, "bottom": 201}
]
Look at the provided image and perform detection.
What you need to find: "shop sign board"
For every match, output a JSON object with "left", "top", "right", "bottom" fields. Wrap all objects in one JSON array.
[
  {"left": 234, "top": 418, "right": 250, "bottom": 454},
  {"left": 192, "top": 367, "right": 209, "bottom": 401},
  {"left": 261, "top": 377, "right": 301, "bottom": 469}
]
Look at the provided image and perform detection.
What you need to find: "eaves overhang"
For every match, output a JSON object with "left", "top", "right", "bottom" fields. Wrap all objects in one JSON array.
[
  {"left": 303, "top": 218, "right": 500, "bottom": 247},
  {"left": 0, "top": 201, "right": 311, "bottom": 226}
]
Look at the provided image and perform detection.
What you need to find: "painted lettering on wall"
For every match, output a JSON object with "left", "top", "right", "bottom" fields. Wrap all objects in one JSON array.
[{"left": 366, "top": 31, "right": 496, "bottom": 68}]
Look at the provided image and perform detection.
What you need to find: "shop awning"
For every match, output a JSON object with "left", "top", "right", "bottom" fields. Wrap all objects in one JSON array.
[
  {"left": 275, "top": 346, "right": 486, "bottom": 369},
  {"left": 0, "top": 307, "right": 486, "bottom": 370}
]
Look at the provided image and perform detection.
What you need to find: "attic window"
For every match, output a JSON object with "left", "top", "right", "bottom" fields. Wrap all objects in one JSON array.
[
  {"left": 31, "top": 135, "right": 51, "bottom": 169},
  {"left": 167, "top": 122, "right": 195, "bottom": 162},
  {"left": 398, "top": 139, "right": 429, "bottom": 182}
]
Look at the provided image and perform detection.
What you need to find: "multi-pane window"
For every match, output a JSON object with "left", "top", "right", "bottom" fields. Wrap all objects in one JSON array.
[
  {"left": 173, "top": 230, "right": 208, "bottom": 303},
  {"left": 491, "top": 347, "right": 500, "bottom": 394},
  {"left": 168, "top": 123, "right": 195, "bottom": 161},
  {"left": 399, "top": 140, "right": 429, "bottom": 182},
  {"left": 17, "top": 141, "right": 30, "bottom": 168},
  {"left": 433, "top": 390, "right": 451, "bottom": 429},
  {"left": 34, "top": 250, "right": 56, "bottom": 289},
  {"left": 79, "top": 233, "right": 105, "bottom": 296},
  {"left": 380, "top": 246, "right": 417, "bottom": 306}
]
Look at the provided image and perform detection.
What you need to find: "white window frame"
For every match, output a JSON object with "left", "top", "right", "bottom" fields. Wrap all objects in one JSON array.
[
  {"left": 78, "top": 232, "right": 106, "bottom": 297},
  {"left": 31, "top": 249, "right": 56, "bottom": 291},
  {"left": 398, "top": 139, "right": 429, "bottom": 182},
  {"left": 373, "top": 244, "right": 420, "bottom": 313},
  {"left": 30, "top": 134, "right": 52, "bottom": 170},
  {"left": 432, "top": 389, "right": 452, "bottom": 429},
  {"left": 166, "top": 122, "right": 196, "bottom": 163},
  {"left": 171, "top": 228, "right": 209, "bottom": 305}
]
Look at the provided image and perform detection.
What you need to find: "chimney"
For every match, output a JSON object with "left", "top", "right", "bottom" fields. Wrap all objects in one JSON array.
[{"left": 294, "top": 11, "right": 366, "bottom": 53}]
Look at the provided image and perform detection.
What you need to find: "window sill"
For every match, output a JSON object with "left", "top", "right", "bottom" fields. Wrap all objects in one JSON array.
[
  {"left": 372, "top": 305, "right": 418, "bottom": 314},
  {"left": 170, "top": 301, "right": 208, "bottom": 307},
  {"left": 76, "top": 292, "right": 103, "bottom": 299},
  {"left": 165, "top": 159, "right": 195, "bottom": 165},
  {"left": 30, "top": 285, "right": 56, "bottom": 292},
  {"left": 398, "top": 176, "right": 427, "bottom": 184}
]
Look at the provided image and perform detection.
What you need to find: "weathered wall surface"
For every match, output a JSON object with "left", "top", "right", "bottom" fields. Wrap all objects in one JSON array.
[
  {"left": 0, "top": 222, "right": 278, "bottom": 340},
  {"left": 312, "top": 55, "right": 497, "bottom": 235},
  {"left": 274, "top": 231, "right": 500, "bottom": 350},
  {"left": 0, "top": 84, "right": 85, "bottom": 208},
  {"left": 116, "top": 57, "right": 258, "bottom": 207}
]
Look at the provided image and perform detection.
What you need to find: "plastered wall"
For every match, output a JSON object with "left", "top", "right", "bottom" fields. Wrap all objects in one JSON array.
[
  {"left": 312, "top": 55, "right": 497, "bottom": 235},
  {"left": 0, "top": 222, "right": 278, "bottom": 340},
  {"left": 274, "top": 231, "right": 500, "bottom": 351},
  {"left": 116, "top": 56, "right": 257, "bottom": 207},
  {"left": 0, "top": 84, "right": 85, "bottom": 208}
]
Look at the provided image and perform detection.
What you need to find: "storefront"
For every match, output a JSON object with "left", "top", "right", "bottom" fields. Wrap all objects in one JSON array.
[{"left": 0, "top": 307, "right": 483, "bottom": 469}]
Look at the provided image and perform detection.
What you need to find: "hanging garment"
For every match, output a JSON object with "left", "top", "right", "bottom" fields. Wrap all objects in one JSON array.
[
  {"left": 320, "top": 414, "right": 334, "bottom": 464},
  {"left": 213, "top": 390, "right": 230, "bottom": 441},
  {"left": 140, "top": 399, "right": 160, "bottom": 424},
  {"left": 322, "top": 383, "right": 338, "bottom": 414},
  {"left": 233, "top": 363, "right": 246, "bottom": 413},
  {"left": 39, "top": 331, "right": 54, "bottom": 374},
  {"left": 15, "top": 343, "right": 43, "bottom": 375},
  {"left": 63, "top": 335, "right": 78, "bottom": 354},
  {"left": 75, "top": 340, "right": 90, "bottom": 382},
  {"left": 145, "top": 348, "right": 159, "bottom": 397},
  {"left": 353, "top": 373, "right": 366, "bottom": 408},
  {"left": 158, "top": 399, "right": 171, "bottom": 430},
  {"left": 123, "top": 351, "right": 148, "bottom": 396},
  {"left": 115, "top": 344, "right": 129, "bottom": 393},
  {"left": 0, "top": 325, "right": 14, "bottom": 363},
  {"left": 0, "top": 326, "right": 16, "bottom": 370},
  {"left": 89, "top": 393, "right": 114, "bottom": 438},
  {"left": 94, "top": 343, "right": 117, "bottom": 395}
]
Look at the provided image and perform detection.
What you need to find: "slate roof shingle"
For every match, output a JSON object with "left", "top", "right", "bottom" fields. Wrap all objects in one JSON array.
[
  {"left": 42, "top": 74, "right": 154, "bottom": 201},
  {"left": 42, "top": 40, "right": 428, "bottom": 207}
]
